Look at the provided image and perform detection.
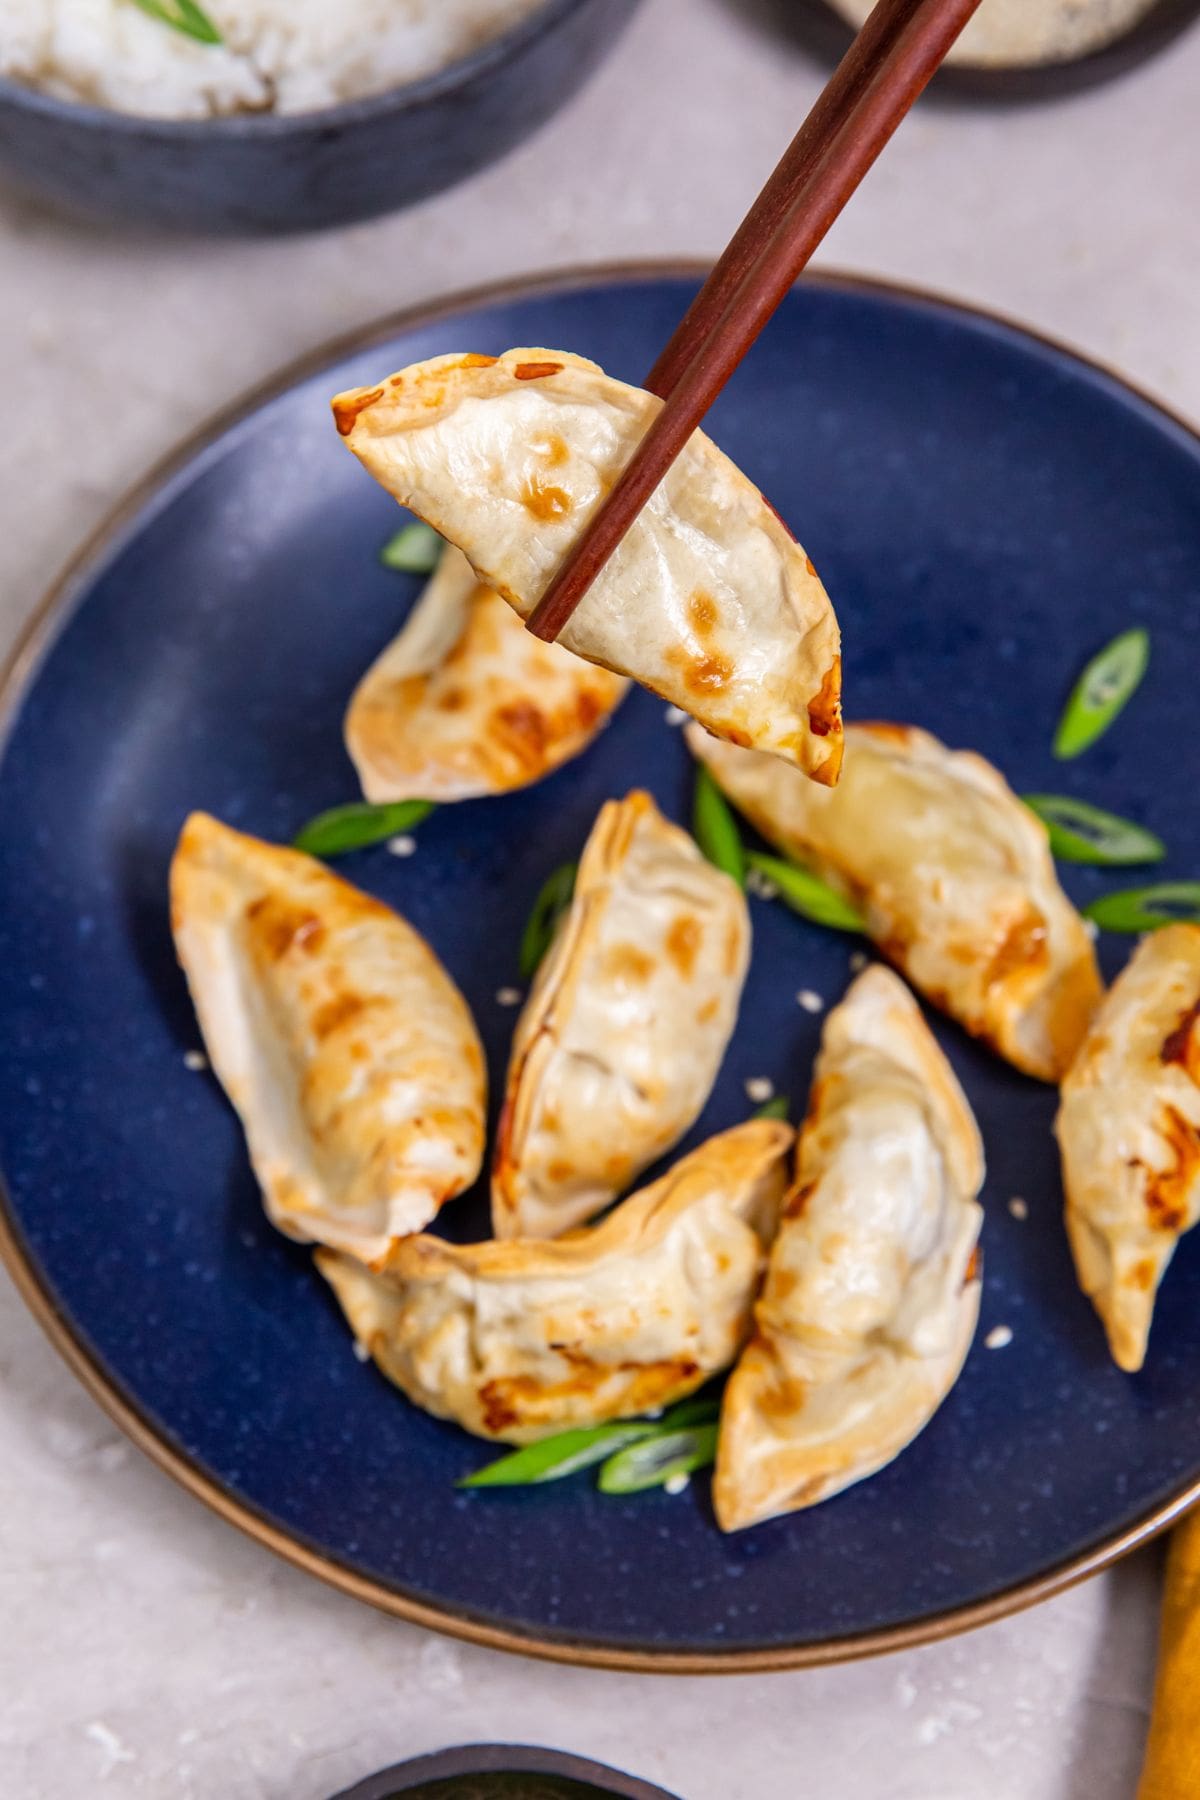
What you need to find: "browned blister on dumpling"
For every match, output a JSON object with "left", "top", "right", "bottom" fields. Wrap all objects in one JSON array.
[
  {"left": 170, "top": 814, "right": 486, "bottom": 1265},
  {"left": 492, "top": 789, "right": 750, "bottom": 1239},
  {"left": 332, "top": 349, "right": 842, "bottom": 782},
  {"left": 1056, "top": 924, "right": 1200, "bottom": 1373},
  {"left": 317, "top": 1118, "right": 792, "bottom": 1443},
  {"left": 714, "top": 967, "right": 984, "bottom": 1531},
  {"left": 346, "top": 546, "right": 628, "bottom": 803},
  {"left": 688, "top": 720, "right": 1102, "bottom": 1082}
]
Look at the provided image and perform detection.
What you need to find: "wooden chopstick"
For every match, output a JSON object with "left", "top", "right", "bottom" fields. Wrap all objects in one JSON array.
[{"left": 525, "top": 0, "right": 982, "bottom": 644}]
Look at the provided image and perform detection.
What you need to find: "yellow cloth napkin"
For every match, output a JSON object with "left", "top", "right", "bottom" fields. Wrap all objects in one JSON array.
[{"left": 1138, "top": 1511, "right": 1200, "bottom": 1799}]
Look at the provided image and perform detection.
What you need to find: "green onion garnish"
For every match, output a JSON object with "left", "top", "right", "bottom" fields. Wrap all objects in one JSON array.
[
  {"left": 458, "top": 1421, "right": 660, "bottom": 1488},
  {"left": 752, "top": 1094, "right": 791, "bottom": 1122},
  {"left": 746, "top": 851, "right": 866, "bottom": 933},
  {"left": 294, "top": 799, "right": 435, "bottom": 858},
  {"left": 1023, "top": 794, "right": 1164, "bottom": 867},
  {"left": 597, "top": 1423, "right": 719, "bottom": 1495},
  {"left": 1053, "top": 628, "right": 1149, "bottom": 760},
  {"left": 691, "top": 766, "right": 746, "bottom": 887},
  {"left": 380, "top": 521, "right": 442, "bottom": 574},
  {"left": 1084, "top": 882, "right": 1200, "bottom": 934},
  {"left": 131, "top": 0, "right": 223, "bottom": 44},
  {"left": 459, "top": 1397, "right": 720, "bottom": 1490},
  {"left": 518, "top": 861, "right": 578, "bottom": 981}
]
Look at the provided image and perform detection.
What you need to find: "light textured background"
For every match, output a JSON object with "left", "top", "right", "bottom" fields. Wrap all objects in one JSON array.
[{"left": 2, "top": 0, "right": 1196, "bottom": 1793}]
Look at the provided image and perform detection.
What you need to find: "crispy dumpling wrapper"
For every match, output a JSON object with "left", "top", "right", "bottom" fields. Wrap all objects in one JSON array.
[
  {"left": 346, "top": 545, "right": 628, "bottom": 803},
  {"left": 317, "top": 1118, "right": 793, "bottom": 1444},
  {"left": 1055, "top": 923, "right": 1200, "bottom": 1373},
  {"left": 332, "top": 348, "right": 842, "bottom": 782},
  {"left": 493, "top": 788, "right": 750, "bottom": 1239},
  {"left": 170, "top": 813, "right": 486, "bottom": 1265},
  {"left": 714, "top": 967, "right": 985, "bottom": 1531},
  {"left": 687, "top": 720, "right": 1102, "bottom": 1082}
]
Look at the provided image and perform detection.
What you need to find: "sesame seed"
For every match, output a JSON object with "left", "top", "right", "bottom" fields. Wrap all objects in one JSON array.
[
  {"left": 1008, "top": 1197, "right": 1028, "bottom": 1221},
  {"left": 744, "top": 1076, "right": 775, "bottom": 1104},
  {"left": 796, "top": 989, "right": 824, "bottom": 1014},
  {"left": 848, "top": 950, "right": 868, "bottom": 972},
  {"left": 985, "top": 1325, "right": 1013, "bottom": 1351},
  {"left": 1083, "top": 918, "right": 1099, "bottom": 940},
  {"left": 664, "top": 1472, "right": 691, "bottom": 1496},
  {"left": 664, "top": 705, "right": 689, "bottom": 727},
  {"left": 183, "top": 1050, "right": 207, "bottom": 1072},
  {"left": 387, "top": 834, "right": 417, "bottom": 857},
  {"left": 746, "top": 868, "right": 779, "bottom": 901},
  {"left": 495, "top": 986, "right": 523, "bottom": 1007},
  {"left": 352, "top": 1341, "right": 371, "bottom": 1363}
]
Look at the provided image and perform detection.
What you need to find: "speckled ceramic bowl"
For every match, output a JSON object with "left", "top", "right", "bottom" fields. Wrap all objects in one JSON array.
[
  {"left": 329, "top": 1744, "right": 684, "bottom": 1799},
  {"left": 0, "top": 0, "right": 641, "bottom": 233}
]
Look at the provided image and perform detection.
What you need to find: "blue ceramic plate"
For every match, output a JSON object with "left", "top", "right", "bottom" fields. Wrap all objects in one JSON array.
[{"left": 3, "top": 269, "right": 1199, "bottom": 1672}]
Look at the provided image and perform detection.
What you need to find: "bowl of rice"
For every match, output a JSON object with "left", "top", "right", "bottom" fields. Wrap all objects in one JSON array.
[{"left": 0, "top": 0, "right": 642, "bottom": 231}]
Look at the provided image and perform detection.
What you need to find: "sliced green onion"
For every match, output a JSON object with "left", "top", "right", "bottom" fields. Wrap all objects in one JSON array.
[
  {"left": 380, "top": 521, "right": 442, "bottom": 573},
  {"left": 692, "top": 767, "right": 746, "bottom": 886},
  {"left": 752, "top": 1094, "right": 791, "bottom": 1122},
  {"left": 131, "top": 0, "right": 223, "bottom": 43},
  {"left": 518, "top": 861, "right": 578, "bottom": 981},
  {"left": 294, "top": 798, "right": 435, "bottom": 858},
  {"left": 746, "top": 851, "right": 866, "bottom": 933},
  {"left": 1023, "top": 794, "right": 1165, "bottom": 867},
  {"left": 598, "top": 1423, "right": 719, "bottom": 1495},
  {"left": 1053, "top": 628, "right": 1149, "bottom": 760},
  {"left": 1084, "top": 882, "right": 1200, "bottom": 933},
  {"left": 458, "top": 1420, "right": 658, "bottom": 1489},
  {"left": 458, "top": 1395, "right": 720, "bottom": 1490}
]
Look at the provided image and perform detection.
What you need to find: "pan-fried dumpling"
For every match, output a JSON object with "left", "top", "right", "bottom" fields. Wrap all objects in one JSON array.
[
  {"left": 493, "top": 789, "right": 750, "bottom": 1239},
  {"left": 317, "top": 1118, "right": 793, "bottom": 1443},
  {"left": 332, "top": 348, "right": 843, "bottom": 783},
  {"left": 170, "top": 813, "right": 486, "bottom": 1265},
  {"left": 346, "top": 545, "right": 628, "bottom": 803},
  {"left": 714, "top": 967, "right": 984, "bottom": 1531},
  {"left": 1055, "top": 924, "right": 1200, "bottom": 1373},
  {"left": 688, "top": 720, "right": 1102, "bottom": 1083}
]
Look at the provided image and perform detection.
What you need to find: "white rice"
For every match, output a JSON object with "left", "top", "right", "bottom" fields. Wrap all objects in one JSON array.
[
  {"left": 0, "top": 0, "right": 547, "bottom": 118},
  {"left": 828, "top": 0, "right": 1157, "bottom": 68}
]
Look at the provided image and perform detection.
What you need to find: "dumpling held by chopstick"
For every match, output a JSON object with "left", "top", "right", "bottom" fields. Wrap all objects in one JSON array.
[{"left": 332, "top": 348, "right": 842, "bottom": 784}]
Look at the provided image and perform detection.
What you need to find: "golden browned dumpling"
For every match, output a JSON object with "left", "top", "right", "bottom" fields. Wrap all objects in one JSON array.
[
  {"left": 714, "top": 967, "right": 985, "bottom": 1531},
  {"left": 170, "top": 813, "right": 486, "bottom": 1265},
  {"left": 346, "top": 546, "right": 628, "bottom": 803},
  {"left": 332, "top": 348, "right": 842, "bottom": 783},
  {"left": 687, "top": 720, "right": 1102, "bottom": 1082},
  {"left": 493, "top": 789, "right": 750, "bottom": 1239},
  {"left": 1056, "top": 923, "right": 1200, "bottom": 1373},
  {"left": 317, "top": 1119, "right": 793, "bottom": 1443}
]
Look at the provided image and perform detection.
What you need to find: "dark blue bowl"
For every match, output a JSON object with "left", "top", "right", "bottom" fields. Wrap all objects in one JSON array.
[
  {"left": 329, "top": 1744, "right": 683, "bottom": 1799},
  {"left": 0, "top": 0, "right": 641, "bottom": 233}
]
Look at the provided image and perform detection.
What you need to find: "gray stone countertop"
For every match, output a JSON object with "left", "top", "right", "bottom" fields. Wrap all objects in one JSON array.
[{"left": 3, "top": 0, "right": 1196, "bottom": 1792}]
